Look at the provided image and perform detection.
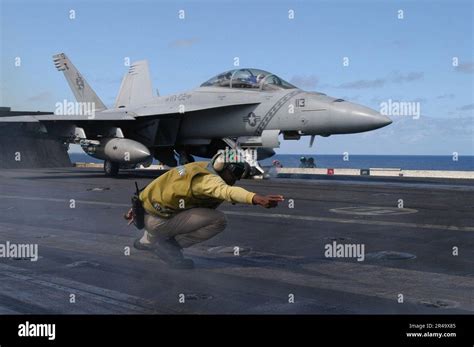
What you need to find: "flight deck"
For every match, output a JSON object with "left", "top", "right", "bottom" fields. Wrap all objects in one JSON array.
[{"left": 0, "top": 167, "right": 472, "bottom": 314}]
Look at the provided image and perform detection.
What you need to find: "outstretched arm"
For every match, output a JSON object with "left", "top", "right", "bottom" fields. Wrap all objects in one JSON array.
[
  {"left": 193, "top": 175, "right": 283, "bottom": 208},
  {"left": 252, "top": 195, "right": 284, "bottom": 208}
]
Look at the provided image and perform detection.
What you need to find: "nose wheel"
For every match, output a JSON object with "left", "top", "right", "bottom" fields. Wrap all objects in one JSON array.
[{"left": 104, "top": 160, "right": 119, "bottom": 177}]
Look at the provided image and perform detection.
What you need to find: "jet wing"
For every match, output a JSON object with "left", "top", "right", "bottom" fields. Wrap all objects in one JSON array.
[
  {"left": 0, "top": 102, "right": 261, "bottom": 123},
  {"left": 0, "top": 111, "right": 137, "bottom": 124},
  {"left": 132, "top": 101, "right": 261, "bottom": 118}
]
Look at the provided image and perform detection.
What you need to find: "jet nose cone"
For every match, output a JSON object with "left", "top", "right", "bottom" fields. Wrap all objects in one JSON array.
[
  {"left": 359, "top": 108, "right": 392, "bottom": 130},
  {"left": 380, "top": 115, "right": 392, "bottom": 127},
  {"left": 330, "top": 102, "right": 392, "bottom": 133}
]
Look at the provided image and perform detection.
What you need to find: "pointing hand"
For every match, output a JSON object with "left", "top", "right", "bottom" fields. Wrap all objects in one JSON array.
[{"left": 252, "top": 194, "right": 284, "bottom": 208}]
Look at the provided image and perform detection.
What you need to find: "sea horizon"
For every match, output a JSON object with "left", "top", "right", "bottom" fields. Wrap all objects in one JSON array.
[{"left": 68, "top": 153, "right": 474, "bottom": 171}]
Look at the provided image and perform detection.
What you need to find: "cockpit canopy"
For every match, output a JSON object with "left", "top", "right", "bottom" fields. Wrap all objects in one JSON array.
[{"left": 201, "top": 68, "right": 297, "bottom": 91}]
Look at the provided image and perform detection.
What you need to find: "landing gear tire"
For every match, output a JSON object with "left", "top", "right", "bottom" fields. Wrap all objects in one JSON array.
[{"left": 104, "top": 160, "right": 119, "bottom": 177}]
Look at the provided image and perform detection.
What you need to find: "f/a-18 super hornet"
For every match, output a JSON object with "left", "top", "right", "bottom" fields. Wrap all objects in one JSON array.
[{"left": 1, "top": 53, "right": 391, "bottom": 176}]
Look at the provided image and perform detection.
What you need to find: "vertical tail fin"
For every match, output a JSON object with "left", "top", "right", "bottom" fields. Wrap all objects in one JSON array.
[
  {"left": 115, "top": 60, "right": 154, "bottom": 108},
  {"left": 52, "top": 53, "right": 107, "bottom": 111}
]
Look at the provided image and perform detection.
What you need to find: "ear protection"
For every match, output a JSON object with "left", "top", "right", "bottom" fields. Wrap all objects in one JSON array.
[
  {"left": 211, "top": 152, "right": 226, "bottom": 172},
  {"left": 210, "top": 151, "right": 250, "bottom": 179}
]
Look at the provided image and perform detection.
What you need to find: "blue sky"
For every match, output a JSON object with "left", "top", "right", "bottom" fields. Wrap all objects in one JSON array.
[{"left": 1, "top": 0, "right": 473, "bottom": 155}]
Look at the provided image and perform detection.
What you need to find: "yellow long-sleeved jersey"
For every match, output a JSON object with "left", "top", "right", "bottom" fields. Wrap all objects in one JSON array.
[{"left": 140, "top": 162, "right": 255, "bottom": 218}]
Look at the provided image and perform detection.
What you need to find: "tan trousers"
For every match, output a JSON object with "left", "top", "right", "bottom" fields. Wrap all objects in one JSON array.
[{"left": 143, "top": 208, "right": 227, "bottom": 248}]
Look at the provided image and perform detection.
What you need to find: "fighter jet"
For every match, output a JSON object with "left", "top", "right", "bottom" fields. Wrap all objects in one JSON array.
[{"left": 1, "top": 53, "right": 391, "bottom": 176}]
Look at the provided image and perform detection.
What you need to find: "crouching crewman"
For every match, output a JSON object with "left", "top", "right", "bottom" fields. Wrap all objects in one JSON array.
[{"left": 133, "top": 153, "right": 284, "bottom": 269}]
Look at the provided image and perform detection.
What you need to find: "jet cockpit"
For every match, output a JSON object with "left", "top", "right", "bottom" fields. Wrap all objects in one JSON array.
[{"left": 201, "top": 68, "right": 297, "bottom": 91}]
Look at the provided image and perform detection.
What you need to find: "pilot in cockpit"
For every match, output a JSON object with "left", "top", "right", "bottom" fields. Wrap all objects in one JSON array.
[
  {"left": 219, "top": 72, "right": 232, "bottom": 87},
  {"left": 246, "top": 73, "right": 266, "bottom": 87}
]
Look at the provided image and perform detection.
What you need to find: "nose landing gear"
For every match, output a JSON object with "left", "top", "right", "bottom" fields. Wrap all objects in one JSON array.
[{"left": 104, "top": 160, "right": 119, "bottom": 177}]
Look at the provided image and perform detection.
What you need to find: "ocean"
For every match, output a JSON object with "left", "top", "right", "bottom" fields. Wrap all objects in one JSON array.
[
  {"left": 68, "top": 152, "right": 474, "bottom": 171},
  {"left": 261, "top": 155, "right": 474, "bottom": 171}
]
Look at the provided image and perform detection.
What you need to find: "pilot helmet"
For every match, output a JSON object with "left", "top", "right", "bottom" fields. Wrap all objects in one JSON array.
[
  {"left": 256, "top": 74, "right": 265, "bottom": 83},
  {"left": 211, "top": 152, "right": 249, "bottom": 180}
]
